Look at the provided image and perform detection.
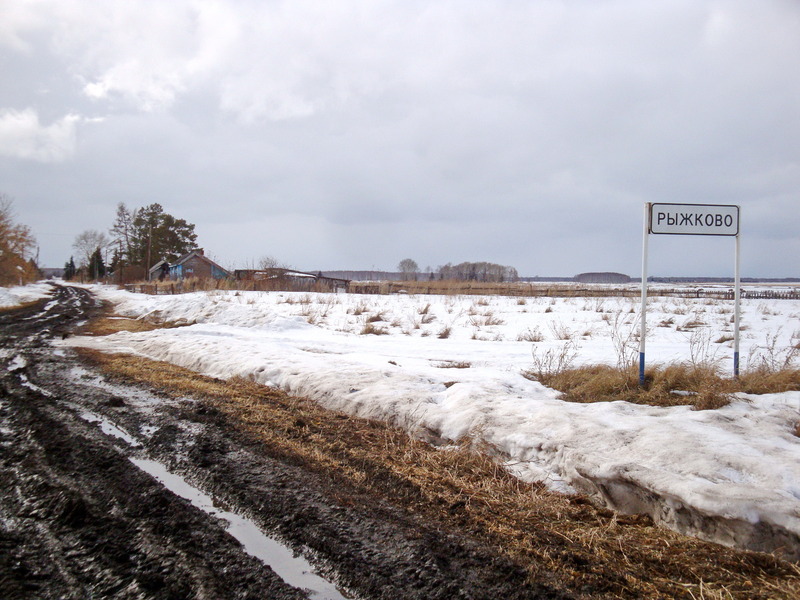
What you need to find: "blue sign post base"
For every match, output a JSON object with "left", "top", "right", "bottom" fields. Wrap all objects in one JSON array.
[{"left": 639, "top": 352, "right": 646, "bottom": 387}]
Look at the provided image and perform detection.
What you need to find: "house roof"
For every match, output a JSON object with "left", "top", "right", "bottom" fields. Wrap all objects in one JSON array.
[
  {"left": 148, "top": 259, "right": 168, "bottom": 273},
  {"left": 171, "top": 249, "right": 229, "bottom": 276}
]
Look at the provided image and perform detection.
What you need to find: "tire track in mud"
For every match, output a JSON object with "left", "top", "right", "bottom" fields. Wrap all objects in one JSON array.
[{"left": 1, "top": 287, "right": 311, "bottom": 599}]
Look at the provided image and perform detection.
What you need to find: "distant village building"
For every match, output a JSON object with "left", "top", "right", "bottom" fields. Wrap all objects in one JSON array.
[
  {"left": 235, "top": 268, "right": 349, "bottom": 292},
  {"left": 573, "top": 272, "right": 631, "bottom": 284},
  {"left": 164, "top": 249, "right": 229, "bottom": 280}
]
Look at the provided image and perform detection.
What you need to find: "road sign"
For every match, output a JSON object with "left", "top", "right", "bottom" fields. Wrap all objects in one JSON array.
[
  {"left": 649, "top": 203, "right": 739, "bottom": 236},
  {"left": 640, "top": 202, "right": 742, "bottom": 384}
]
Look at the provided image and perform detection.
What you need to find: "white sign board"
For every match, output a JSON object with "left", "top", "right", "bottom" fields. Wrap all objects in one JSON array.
[
  {"left": 649, "top": 203, "right": 739, "bottom": 236},
  {"left": 640, "top": 202, "right": 742, "bottom": 383}
]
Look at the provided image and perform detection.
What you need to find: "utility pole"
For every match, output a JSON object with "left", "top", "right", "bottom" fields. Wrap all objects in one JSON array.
[{"left": 146, "top": 223, "right": 152, "bottom": 281}]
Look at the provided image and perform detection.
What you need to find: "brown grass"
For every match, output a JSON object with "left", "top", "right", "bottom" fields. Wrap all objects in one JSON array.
[
  {"left": 525, "top": 364, "right": 733, "bottom": 410},
  {"left": 75, "top": 347, "right": 800, "bottom": 599},
  {"left": 737, "top": 368, "right": 800, "bottom": 395},
  {"left": 524, "top": 362, "right": 800, "bottom": 411},
  {"left": 360, "top": 321, "right": 389, "bottom": 335}
]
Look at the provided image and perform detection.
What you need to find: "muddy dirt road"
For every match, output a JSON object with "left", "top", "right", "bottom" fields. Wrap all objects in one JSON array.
[{"left": 1, "top": 285, "right": 562, "bottom": 599}]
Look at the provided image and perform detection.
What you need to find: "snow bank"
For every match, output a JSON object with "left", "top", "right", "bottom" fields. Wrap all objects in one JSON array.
[
  {"left": 66, "top": 285, "right": 800, "bottom": 556},
  {"left": 0, "top": 282, "right": 54, "bottom": 307}
]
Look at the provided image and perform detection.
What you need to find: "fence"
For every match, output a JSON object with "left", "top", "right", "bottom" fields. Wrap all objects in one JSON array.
[
  {"left": 349, "top": 280, "right": 800, "bottom": 300},
  {"left": 125, "top": 281, "right": 216, "bottom": 295},
  {"left": 125, "top": 279, "right": 800, "bottom": 300},
  {"left": 125, "top": 276, "right": 345, "bottom": 296}
]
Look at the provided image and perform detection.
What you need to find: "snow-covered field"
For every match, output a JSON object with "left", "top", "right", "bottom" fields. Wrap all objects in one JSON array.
[{"left": 31, "top": 282, "right": 800, "bottom": 554}]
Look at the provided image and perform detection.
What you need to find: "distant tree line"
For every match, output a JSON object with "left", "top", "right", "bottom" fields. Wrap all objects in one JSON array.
[
  {"left": 67, "top": 202, "right": 198, "bottom": 283},
  {"left": 396, "top": 258, "right": 518, "bottom": 283},
  {"left": 437, "top": 261, "right": 519, "bottom": 283}
]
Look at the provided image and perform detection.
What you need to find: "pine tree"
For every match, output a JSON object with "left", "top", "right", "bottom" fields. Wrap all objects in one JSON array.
[
  {"left": 64, "top": 256, "right": 76, "bottom": 280},
  {"left": 130, "top": 203, "right": 197, "bottom": 270},
  {"left": 110, "top": 202, "right": 134, "bottom": 264},
  {"left": 88, "top": 248, "right": 106, "bottom": 280}
]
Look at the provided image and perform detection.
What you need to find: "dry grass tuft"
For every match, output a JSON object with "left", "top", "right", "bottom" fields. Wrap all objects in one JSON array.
[
  {"left": 525, "top": 361, "right": 800, "bottom": 411},
  {"left": 525, "top": 363, "right": 734, "bottom": 410},
  {"left": 517, "top": 327, "right": 544, "bottom": 342},
  {"left": 420, "top": 313, "right": 436, "bottom": 324},
  {"left": 76, "top": 346, "right": 800, "bottom": 599},
  {"left": 360, "top": 321, "right": 389, "bottom": 335},
  {"left": 737, "top": 368, "right": 800, "bottom": 395},
  {"left": 433, "top": 360, "right": 471, "bottom": 369},
  {"left": 351, "top": 302, "right": 369, "bottom": 316}
]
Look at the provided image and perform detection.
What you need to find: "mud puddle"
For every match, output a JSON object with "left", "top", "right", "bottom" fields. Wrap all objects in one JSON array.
[
  {"left": 78, "top": 409, "right": 143, "bottom": 447},
  {"left": 76, "top": 400, "right": 350, "bottom": 599},
  {"left": 131, "top": 457, "right": 351, "bottom": 600}
]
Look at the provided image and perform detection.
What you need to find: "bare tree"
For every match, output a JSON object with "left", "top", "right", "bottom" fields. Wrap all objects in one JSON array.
[
  {"left": 258, "top": 256, "right": 289, "bottom": 270},
  {"left": 398, "top": 258, "right": 419, "bottom": 281},
  {"left": 73, "top": 230, "right": 109, "bottom": 269}
]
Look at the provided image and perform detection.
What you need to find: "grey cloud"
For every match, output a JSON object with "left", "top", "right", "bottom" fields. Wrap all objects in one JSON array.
[{"left": 0, "top": 0, "right": 798, "bottom": 278}]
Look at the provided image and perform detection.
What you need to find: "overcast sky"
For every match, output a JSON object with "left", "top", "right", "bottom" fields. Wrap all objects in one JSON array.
[{"left": 1, "top": 0, "right": 798, "bottom": 277}]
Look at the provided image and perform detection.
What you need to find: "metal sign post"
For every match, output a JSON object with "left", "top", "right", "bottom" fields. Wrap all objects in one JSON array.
[
  {"left": 639, "top": 204, "right": 650, "bottom": 386},
  {"left": 734, "top": 232, "right": 741, "bottom": 376},
  {"left": 639, "top": 202, "right": 741, "bottom": 386}
]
